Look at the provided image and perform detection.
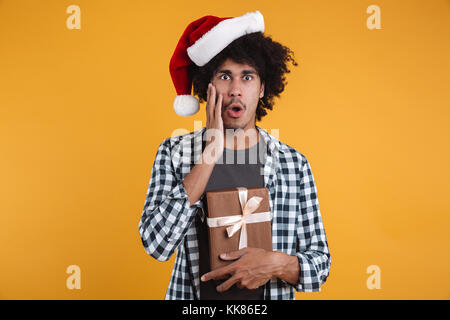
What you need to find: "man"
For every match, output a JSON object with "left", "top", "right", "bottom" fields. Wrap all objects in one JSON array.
[{"left": 139, "top": 11, "right": 331, "bottom": 300}]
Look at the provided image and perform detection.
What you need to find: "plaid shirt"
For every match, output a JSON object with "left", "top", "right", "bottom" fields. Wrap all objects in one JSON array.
[{"left": 138, "top": 125, "right": 331, "bottom": 300}]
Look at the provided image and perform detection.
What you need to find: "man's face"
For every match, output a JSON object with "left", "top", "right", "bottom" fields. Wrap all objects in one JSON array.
[{"left": 211, "top": 58, "right": 264, "bottom": 130}]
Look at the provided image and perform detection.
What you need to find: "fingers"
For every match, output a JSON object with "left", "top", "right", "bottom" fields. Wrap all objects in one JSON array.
[
  {"left": 206, "top": 83, "right": 216, "bottom": 122},
  {"left": 201, "top": 264, "right": 233, "bottom": 282},
  {"left": 206, "top": 83, "right": 223, "bottom": 123},
  {"left": 215, "top": 91, "right": 223, "bottom": 121},
  {"left": 219, "top": 249, "right": 248, "bottom": 261},
  {"left": 206, "top": 82, "right": 211, "bottom": 101},
  {"left": 216, "top": 273, "right": 241, "bottom": 293}
]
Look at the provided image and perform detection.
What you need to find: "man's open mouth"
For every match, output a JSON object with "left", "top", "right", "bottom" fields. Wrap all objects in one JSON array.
[{"left": 227, "top": 104, "right": 244, "bottom": 118}]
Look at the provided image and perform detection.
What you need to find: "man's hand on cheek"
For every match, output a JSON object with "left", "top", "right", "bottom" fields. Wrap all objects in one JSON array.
[{"left": 200, "top": 247, "right": 280, "bottom": 292}]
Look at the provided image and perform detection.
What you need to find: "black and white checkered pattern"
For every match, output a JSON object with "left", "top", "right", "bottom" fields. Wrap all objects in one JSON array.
[{"left": 138, "top": 126, "right": 331, "bottom": 300}]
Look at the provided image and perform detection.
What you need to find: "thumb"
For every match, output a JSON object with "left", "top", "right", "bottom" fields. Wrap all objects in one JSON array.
[{"left": 220, "top": 249, "right": 248, "bottom": 261}]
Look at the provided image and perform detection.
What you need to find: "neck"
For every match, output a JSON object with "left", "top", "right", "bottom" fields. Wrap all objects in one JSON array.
[{"left": 223, "top": 121, "right": 259, "bottom": 150}]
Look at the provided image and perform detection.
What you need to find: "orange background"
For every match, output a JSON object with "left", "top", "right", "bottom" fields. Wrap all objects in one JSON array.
[{"left": 0, "top": 0, "right": 449, "bottom": 299}]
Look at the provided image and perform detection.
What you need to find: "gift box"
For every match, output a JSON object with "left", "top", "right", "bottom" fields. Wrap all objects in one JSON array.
[{"left": 205, "top": 186, "right": 273, "bottom": 271}]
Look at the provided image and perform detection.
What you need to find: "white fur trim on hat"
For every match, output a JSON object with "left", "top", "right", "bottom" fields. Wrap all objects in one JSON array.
[
  {"left": 187, "top": 11, "right": 265, "bottom": 67},
  {"left": 173, "top": 95, "right": 200, "bottom": 116}
]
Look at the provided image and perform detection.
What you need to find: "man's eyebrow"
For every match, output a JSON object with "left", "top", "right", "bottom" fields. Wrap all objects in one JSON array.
[{"left": 216, "top": 69, "right": 258, "bottom": 76}]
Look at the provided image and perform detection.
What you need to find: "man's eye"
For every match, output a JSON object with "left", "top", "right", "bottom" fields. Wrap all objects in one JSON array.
[
  {"left": 243, "top": 75, "right": 252, "bottom": 80},
  {"left": 220, "top": 74, "right": 230, "bottom": 80}
]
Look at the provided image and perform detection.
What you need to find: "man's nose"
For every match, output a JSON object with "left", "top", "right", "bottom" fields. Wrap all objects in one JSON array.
[{"left": 229, "top": 79, "right": 242, "bottom": 97}]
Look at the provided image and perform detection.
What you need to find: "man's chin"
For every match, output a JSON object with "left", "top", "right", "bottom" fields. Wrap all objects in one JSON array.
[{"left": 223, "top": 122, "right": 244, "bottom": 130}]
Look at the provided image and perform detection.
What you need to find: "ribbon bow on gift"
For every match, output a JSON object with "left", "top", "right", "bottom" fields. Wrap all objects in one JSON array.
[{"left": 206, "top": 187, "right": 271, "bottom": 250}]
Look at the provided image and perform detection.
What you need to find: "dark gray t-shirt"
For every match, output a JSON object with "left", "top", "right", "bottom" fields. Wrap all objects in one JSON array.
[{"left": 198, "top": 134, "right": 267, "bottom": 300}]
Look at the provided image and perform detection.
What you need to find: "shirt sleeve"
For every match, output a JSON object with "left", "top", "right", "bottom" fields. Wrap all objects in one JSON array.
[
  {"left": 286, "top": 156, "right": 331, "bottom": 292},
  {"left": 138, "top": 138, "right": 204, "bottom": 262}
]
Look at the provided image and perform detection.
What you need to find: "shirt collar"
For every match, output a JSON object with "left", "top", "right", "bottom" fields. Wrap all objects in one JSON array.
[
  {"left": 255, "top": 125, "right": 286, "bottom": 155},
  {"left": 192, "top": 125, "right": 286, "bottom": 156}
]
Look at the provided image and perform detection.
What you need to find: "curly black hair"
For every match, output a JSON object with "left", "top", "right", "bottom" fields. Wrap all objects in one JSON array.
[{"left": 189, "top": 32, "right": 298, "bottom": 122}]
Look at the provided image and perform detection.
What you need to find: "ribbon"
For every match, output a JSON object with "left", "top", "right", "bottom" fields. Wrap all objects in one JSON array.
[{"left": 206, "top": 187, "right": 271, "bottom": 249}]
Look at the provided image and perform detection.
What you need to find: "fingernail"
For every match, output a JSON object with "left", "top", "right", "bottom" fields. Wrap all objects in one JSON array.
[
  {"left": 220, "top": 253, "right": 226, "bottom": 258},
  {"left": 201, "top": 275, "right": 205, "bottom": 281}
]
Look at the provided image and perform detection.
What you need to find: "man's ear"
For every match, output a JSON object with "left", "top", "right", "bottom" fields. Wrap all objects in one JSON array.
[{"left": 259, "top": 81, "right": 265, "bottom": 98}]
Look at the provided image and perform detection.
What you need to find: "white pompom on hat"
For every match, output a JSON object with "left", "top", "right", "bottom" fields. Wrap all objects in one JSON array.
[{"left": 169, "top": 11, "right": 265, "bottom": 116}]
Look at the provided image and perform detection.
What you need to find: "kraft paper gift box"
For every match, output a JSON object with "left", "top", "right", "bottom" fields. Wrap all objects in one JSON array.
[{"left": 205, "top": 186, "right": 273, "bottom": 271}]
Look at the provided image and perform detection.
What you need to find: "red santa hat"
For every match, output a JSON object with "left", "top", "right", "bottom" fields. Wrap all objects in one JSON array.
[{"left": 169, "top": 11, "right": 265, "bottom": 116}]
